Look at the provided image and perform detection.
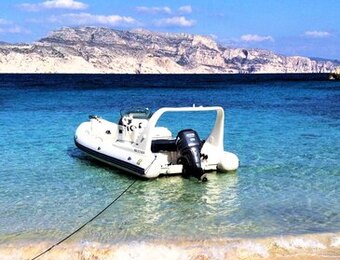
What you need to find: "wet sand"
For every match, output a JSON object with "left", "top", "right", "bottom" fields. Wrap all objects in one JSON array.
[{"left": 1, "top": 233, "right": 339, "bottom": 260}]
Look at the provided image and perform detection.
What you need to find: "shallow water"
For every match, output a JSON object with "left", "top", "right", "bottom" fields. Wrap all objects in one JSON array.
[{"left": 0, "top": 74, "right": 339, "bottom": 245}]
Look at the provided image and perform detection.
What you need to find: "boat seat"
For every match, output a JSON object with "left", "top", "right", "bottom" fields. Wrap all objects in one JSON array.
[{"left": 151, "top": 139, "right": 177, "bottom": 153}]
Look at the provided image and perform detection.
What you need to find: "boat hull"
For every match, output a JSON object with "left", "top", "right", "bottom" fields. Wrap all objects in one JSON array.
[{"left": 75, "top": 139, "right": 147, "bottom": 177}]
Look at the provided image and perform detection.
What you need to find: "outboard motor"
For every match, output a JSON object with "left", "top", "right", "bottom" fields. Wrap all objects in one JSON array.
[{"left": 176, "top": 129, "right": 207, "bottom": 181}]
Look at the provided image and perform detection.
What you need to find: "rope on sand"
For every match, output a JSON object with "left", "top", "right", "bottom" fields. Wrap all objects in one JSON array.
[{"left": 31, "top": 180, "right": 137, "bottom": 260}]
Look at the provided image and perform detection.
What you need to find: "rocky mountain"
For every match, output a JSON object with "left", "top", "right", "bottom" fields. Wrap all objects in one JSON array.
[{"left": 0, "top": 27, "right": 337, "bottom": 73}]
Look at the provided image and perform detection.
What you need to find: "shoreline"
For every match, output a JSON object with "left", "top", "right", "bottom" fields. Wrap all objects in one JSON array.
[{"left": 1, "top": 232, "right": 339, "bottom": 259}]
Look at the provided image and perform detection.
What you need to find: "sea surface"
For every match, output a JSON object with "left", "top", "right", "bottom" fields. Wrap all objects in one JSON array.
[{"left": 0, "top": 74, "right": 339, "bottom": 247}]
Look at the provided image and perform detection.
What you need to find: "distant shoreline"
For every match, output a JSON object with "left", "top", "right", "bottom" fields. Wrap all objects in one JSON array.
[
  {"left": 0, "top": 72, "right": 333, "bottom": 83},
  {"left": 1, "top": 27, "right": 338, "bottom": 74}
]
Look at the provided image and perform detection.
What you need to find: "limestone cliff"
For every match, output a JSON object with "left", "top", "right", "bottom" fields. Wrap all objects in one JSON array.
[{"left": 0, "top": 27, "right": 337, "bottom": 73}]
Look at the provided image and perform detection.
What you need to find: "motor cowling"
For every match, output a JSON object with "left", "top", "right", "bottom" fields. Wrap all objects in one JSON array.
[{"left": 176, "top": 129, "right": 207, "bottom": 181}]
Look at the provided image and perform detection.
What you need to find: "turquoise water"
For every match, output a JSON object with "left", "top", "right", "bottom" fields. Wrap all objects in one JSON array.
[{"left": 0, "top": 75, "right": 339, "bottom": 245}]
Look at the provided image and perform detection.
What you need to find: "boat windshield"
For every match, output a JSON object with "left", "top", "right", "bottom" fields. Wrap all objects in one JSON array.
[{"left": 120, "top": 108, "right": 152, "bottom": 119}]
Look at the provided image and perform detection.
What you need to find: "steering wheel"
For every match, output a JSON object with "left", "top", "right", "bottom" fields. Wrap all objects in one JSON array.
[{"left": 122, "top": 115, "right": 132, "bottom": 126}]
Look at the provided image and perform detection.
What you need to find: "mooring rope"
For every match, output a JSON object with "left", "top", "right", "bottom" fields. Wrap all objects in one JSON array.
[{"left": 31, "top": 179, "right": 137, "bottom": 260}]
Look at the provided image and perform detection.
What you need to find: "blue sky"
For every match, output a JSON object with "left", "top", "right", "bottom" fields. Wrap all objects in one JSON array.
[{"left": 0, "top": 0, "right": 339, "bottom": 59}]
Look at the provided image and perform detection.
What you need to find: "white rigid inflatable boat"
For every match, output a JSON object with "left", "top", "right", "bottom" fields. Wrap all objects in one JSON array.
[{"left": 74, "top": 106, "right": 239, "bottom": 181}]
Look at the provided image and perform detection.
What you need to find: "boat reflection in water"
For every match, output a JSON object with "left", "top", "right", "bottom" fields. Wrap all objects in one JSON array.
[{"left": 75, "top": 171, "right": 240, "bottom": 243}]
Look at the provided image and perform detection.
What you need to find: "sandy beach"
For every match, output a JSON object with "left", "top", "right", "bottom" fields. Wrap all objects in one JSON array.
[{"left": 1, "top": 232, "right": 339, "bottom": 260}]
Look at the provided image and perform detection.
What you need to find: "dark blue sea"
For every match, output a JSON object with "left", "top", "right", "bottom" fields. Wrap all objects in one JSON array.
[{"left": 0, "top": 74, "right": 339, "bottom": 246}]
